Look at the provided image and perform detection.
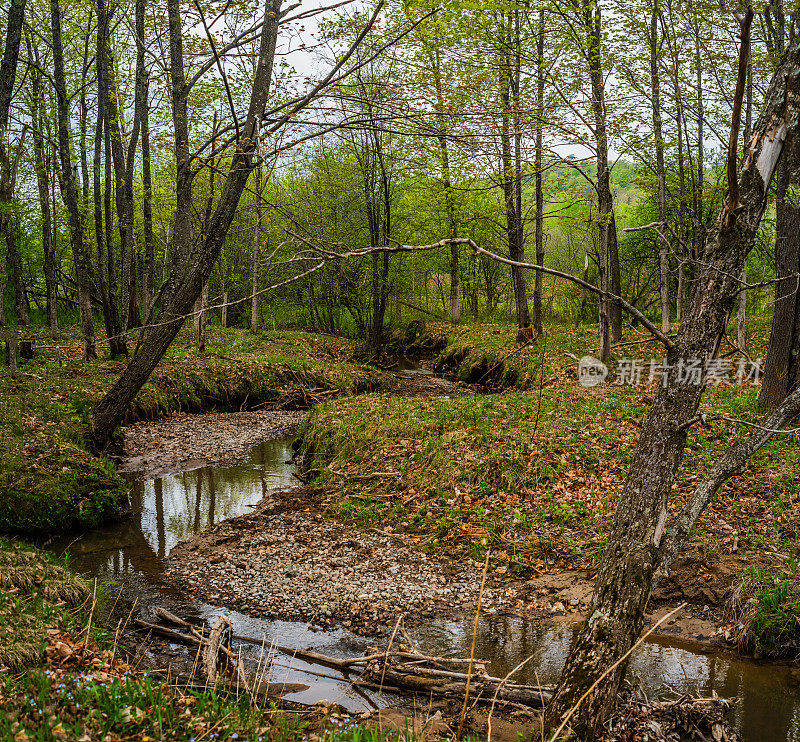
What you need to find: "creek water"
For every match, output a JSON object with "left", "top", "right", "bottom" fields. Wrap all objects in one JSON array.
[{"left": 50, "top": 434, "right": 800, "bottom": 740}]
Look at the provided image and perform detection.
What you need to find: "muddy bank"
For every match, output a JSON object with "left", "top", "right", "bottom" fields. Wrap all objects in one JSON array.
[
  {"left": 165, "top": 481, "right": 744, "bottom": 649},
  {"left": 166, "top": 484, "right": 520, "bottom": 633},
  {"left": 117, "top": 399, "right": 757, "bottom": 652},
  {"left": 119, "top": 409, "right": 305, "bottom": 475}
]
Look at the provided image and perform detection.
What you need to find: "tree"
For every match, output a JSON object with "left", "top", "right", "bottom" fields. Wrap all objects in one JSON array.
[
  {"left": 51, "top": 0, "right": 96, "bottom": 358},
  {"left": 28, "top": 35, "right": 58, "bottom": 338},
  {"left": 759, "top": 2, "right": 800, "bottom": 410},
  {"left": 498, "top": 6, "right": 534, "bottom": 343},
  {"left": 0, "top": 0, "right": 28, "bottom": 327},
  {"left": 543, "top": 16, "right": 800, "bottom": 738},
  {"left": 90, "top": 0, "right": 388, "bottom": 448}
]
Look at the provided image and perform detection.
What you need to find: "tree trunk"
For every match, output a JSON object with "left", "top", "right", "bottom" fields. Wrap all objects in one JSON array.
[
  {"left": 91, "top": 0, "right": 282, "bottom": 449},
  {"left": 0, "top": 0, "right": 28, "bottom": 327},
  {"left": 29, "top": 48, "right": 58, "bottom": 338},
  {"left": 33, "top": 130, "right": 56, "bottom": 338},
  {"left": 737, "top": 57, "right": 754, "bottom": 351},
  {"left": 545, "top": 26, "right": 796, "bottom": 739},
  {"left": 140, "top": 0, "right": 154, "bottom": 320},
  {"left": 759, "top": 153, "right": 800, "bottom": 409},
  {"left": 651, "top": 1, "right": 671, "bottom": 335},
  {"left": 584, "top": 0, "right": 613, "bottom": 357},
  {"left": 3, "top": 220, "right": 29, "bottom": 325},
  {"left": 51, "top": 0, "right": 96, "bottom": 359},
  {"left": 251, "top": 166, "right": 262, "bottom": 334},
  {"left": 0, "top": 252, "right": 6, "bottom": 326},
  {"left": 532, "top": 9, "right": 545, "bottom": 336},
  {"left": 196, "top": 280, "right": 208, "bottom": 352},
  {"left": 499, "top": 10, "right": 532, "bottom": 344},
  {"left": 98, "top": 0, "right": 135, "bottom": 348},
  {"left": 429, "top": 46, "right": 459, "bottom": 325},
  {"left": 737, "top": 265, "right": 748, "bottom": 349},
  {"left": 692, "top": 9, "right": 705, "bottom": 265}
]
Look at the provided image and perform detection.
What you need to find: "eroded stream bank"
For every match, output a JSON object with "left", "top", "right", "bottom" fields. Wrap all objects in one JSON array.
[{"left": 48, "top": 399, "right": 800, "bottom": 741}]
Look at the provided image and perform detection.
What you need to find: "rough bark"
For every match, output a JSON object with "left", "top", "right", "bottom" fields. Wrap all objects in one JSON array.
[
  {"left": 499, "top": 9, "right": 532, "bottom": 344},
  {"left": 759, "top": 5, "right": 800, "bottom": 409},
  {"left": 430, "top": 46, "right": 459, "bottom": 325},
  {"left": 94, "top": 111, "right": 119, "bottom": 356},
  {"left": 195, "top": 280, "right": 209, "bottom": 352},
  {"left": 583, "top": 0, "right": 613, "bottom": 356},
  {"left": 0, "top": 252, "right": 6, "bottom": 326},
  {"left": 544, "top": 33, "right": 800, "bottom": 739},
  {"left": 97, "top": 0, "right": 135, "bottom": 346},
  {"left": 251, "top": 165, "right": 262, "bottom": 334},
  {"left": 51, "top": 0, "right": 96, "bottom": 358},
  {"left": 30, "top": 67, "right": 58, "bottom": 338},
  {"left": 90, "top": 0, "right": 282, "bottom": 449},
  {"left": 3, "top": 216, "right": 29, "bottom": 325},
  {"left": 760, "top": 150, "right": 800, "bottom": 409},
  {"left": 139, "top": 0, "right": 154, "bottom": 318},
  {"left": 0, "top": 0, "right": 28, "bottom": 327},
  {"left": 692, "top": 8, "right": 705, "bottom": 266}
]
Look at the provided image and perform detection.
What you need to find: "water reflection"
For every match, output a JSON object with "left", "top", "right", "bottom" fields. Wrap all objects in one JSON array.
[
  {"left": 55, "top": 437, "right": 297, "bottom": 579},
  {"left": 47, "top": 434, "right": 800, "bottom": 738},
  {"left": 413, "top": 616, "right": 800, "bottom": 742}
]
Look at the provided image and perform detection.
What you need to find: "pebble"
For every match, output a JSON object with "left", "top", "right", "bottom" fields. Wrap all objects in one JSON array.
[{"left": 166, "top": 507, "right": 517, "bottom": 634}]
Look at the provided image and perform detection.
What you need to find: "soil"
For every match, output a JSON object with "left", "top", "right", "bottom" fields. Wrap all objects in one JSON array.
[
  {"left": 118, "top": 409, "right": 305, "bottom": 475},
  {"left": 120, "top": 370, "right": 748, "bottom": 652},
  {"left": 163, "top": 481, "right": 745, "bottom": 649},
  {"left": 165, "top": 483, "right": 521, "bottom": 633},
  {"left": 388, "top": 366, "right": 472, "bottom": 398}
]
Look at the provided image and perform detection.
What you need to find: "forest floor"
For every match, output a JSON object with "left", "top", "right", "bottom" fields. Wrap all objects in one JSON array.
[
  {"left": 0, "top": 325, "right": 393, "bottom": 533},
  {"left": 146, "top": 316, "right": 800, "bottom": 658},
  {"left": 0, "top": 537, "right": 420, "bottom": 742},
  {"left": 289, "top": 319, "right": 800, "bottom": 656},
  {"left": 2, "top": 317, "right": 797, "bottom": 740}
]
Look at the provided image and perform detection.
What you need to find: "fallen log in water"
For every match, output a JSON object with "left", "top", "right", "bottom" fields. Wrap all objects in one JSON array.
[{"left": 132, "top": 609, "right": 742, "bottom": 734}]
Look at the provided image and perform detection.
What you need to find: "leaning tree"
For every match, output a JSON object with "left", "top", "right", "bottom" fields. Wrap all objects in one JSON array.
[{"left": 540, "top": 17, "right": 800, "bottom": 738}]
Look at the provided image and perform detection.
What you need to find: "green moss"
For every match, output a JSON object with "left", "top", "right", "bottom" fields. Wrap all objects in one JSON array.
[{"left": 0, "top": 326, "right": 392, "bottom": 535}]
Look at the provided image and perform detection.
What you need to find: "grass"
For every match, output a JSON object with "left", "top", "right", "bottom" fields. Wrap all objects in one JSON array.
[
  {"left": 302, "top": 317, "right": 800, "bottom": 578},
  {"left": 0, "top": 537, "right": 404, "bottom": 742},
  {"left": 729, "top": 560, "right": 800, "bottom": 658},
  {"left": 0, "top": 324, "right": 392, "bottom": 535}
]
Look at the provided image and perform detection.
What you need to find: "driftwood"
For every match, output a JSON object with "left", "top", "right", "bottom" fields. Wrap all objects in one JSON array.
[
  {"left": 204, "top": 616, "right": 231, "bottom": 685},
  {"left": 134, "top": 615, "right": 241, "bottom": 687},
  {"left": 133, "top": 610, "right": 740, "bottom": 731},
  {"left": 602, "top": 692, "right": 742, "bottom": 742},
  {"left": 135, "top": 610, "right": 550, "bottom": 709},
  {"left": 270, "top": 642, "right": 552, "bottom": 707}
]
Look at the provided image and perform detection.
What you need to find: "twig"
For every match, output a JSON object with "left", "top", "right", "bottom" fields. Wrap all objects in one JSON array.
[
  {"left": 457, "top": 548, "right": 491, "bottom": 740},
  {"left": 547, "top": 603, "right": 687, "bottom": 742}
]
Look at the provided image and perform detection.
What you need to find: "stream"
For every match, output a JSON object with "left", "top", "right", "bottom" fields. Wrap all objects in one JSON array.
[{"left": 50, "top": 430, "right": 800, "bottom": 741}]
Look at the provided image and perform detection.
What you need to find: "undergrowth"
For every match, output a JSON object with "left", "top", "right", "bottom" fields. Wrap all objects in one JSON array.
[
  {"left": 0, "top": 326, "right": 391, "bottom": 535},
  {"left": 0, "top": 538, "right": 400, "bottom": 742},
  {"left": 729, "top": 561, "right": 800, "bottom": 658},
  {"left": 302, "top": 321, "right": 795, "bottom": 576}
]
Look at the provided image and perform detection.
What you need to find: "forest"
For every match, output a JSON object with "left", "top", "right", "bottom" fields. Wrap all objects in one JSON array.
[{"left": 1, "top": 0, "right": 800, "bottom": 740}]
